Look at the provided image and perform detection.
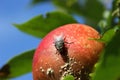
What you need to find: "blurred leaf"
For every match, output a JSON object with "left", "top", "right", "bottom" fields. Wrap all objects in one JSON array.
[
  {"left": 31, "top": 0, "right": 50, "bottom": 5},
  {"left": 53, "top": 0, "right": 105, "bottom": 27},
  {"left": 63, "top": 75, "right": 75, "bottom": 80},
  {"left": 100, "top": 26, "right": 119, "bottom": 44},
  {"left": 92, "top": 26, "right": 120, "bottom": 80},
  {"left": 13, "top": 11, "right": 77, "bottom": 38},
  {"left": 0, "top": 49, "right": 35, "bottom": 79}
]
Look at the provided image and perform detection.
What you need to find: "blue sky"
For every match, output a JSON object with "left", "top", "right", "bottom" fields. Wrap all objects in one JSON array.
[{"left": 0, "top": 0, "right": 55, "bottom": 80}]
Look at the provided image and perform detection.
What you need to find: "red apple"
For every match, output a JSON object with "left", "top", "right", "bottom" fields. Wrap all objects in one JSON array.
[{"left": 32, "top": 24, "right": 104, "bottom": 80}]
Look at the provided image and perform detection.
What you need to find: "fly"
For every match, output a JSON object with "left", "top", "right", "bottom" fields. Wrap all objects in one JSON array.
[
  {"left": 54, "top": 34, "right": 70, "bottom": 62},
  {"left": 54, "top": 34, "right": 67, "bottom": 55}
]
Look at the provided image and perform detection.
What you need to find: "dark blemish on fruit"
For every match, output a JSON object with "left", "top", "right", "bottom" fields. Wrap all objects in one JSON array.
[
  {"left": 0, "top": 64, "right": 10, "bottom": 78},
  {"left": 60, "top": 58, "right": 75, "bottom": 79},
  {"left": 59, "top": 58, "right": 90, "bottom": 80},
  {"left": 46, "top": 68, "right": 55, "bottom": 79}
]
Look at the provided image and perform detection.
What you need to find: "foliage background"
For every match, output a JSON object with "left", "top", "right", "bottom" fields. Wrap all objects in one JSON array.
[{"left": 1, "top": 0, "right": 120, "bottom": 80}]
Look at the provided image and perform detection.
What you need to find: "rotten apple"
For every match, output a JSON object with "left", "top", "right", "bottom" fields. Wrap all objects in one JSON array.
[{"left": 32, "top": 24, "right": 104, "bottom": 80}]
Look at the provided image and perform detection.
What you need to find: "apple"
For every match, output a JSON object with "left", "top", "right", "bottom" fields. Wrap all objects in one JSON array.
[{"left": 32, "top": 24, "right": 104, "bottom": 80}]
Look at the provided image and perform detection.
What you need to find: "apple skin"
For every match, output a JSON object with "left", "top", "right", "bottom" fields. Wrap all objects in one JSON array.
[{"left": 32, "top": 24, "right": 104, "bottom": 80}]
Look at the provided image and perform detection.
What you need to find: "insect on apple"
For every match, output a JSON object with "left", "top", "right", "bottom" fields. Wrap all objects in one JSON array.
[
  {"left": 54, "top": 34, "right": 67, "bottom": 54},
  {"left": 54, "top": 34, "right": 69, "bottom": 62}
]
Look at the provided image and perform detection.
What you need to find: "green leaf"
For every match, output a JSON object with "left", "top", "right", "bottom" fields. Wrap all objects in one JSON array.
[
  {"left": 100, "top": 26, "right": 119, "bottom": 44},
  {"left": 53, "top": 0, "right": 105, "bottom": 27},
  {"left": 63, "top": 75, "right": 75, "bottom": 80},
  {"left": 31, "top": 0, "right": 50, "bottom": 5},
  {"left": 13, "top": 11, "right": 77, "bottom": 38},
  {"left": 92, "top": 26, "right": 120, "bottom": 80},
  {"left": 0, "top": 49, "right": 35, "bottom": 79}
]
